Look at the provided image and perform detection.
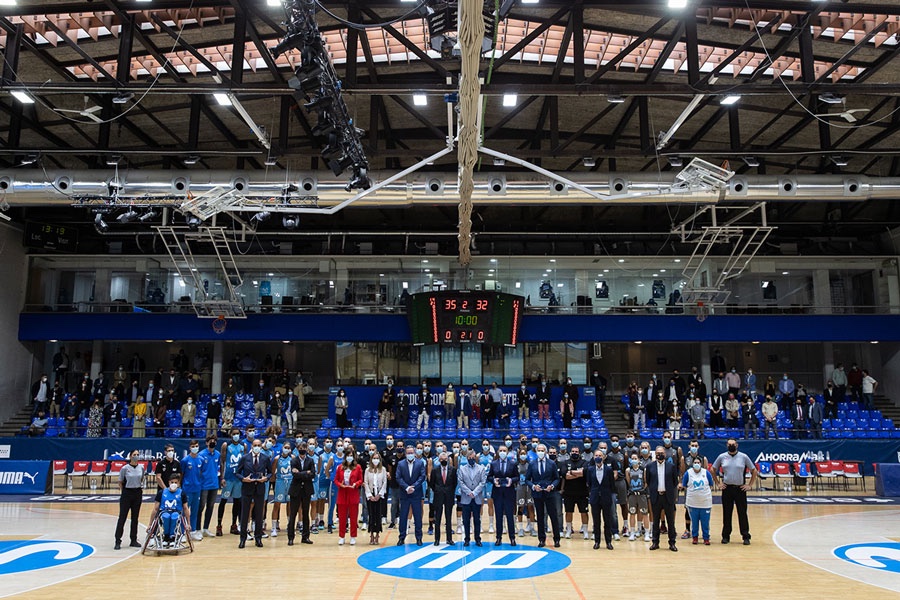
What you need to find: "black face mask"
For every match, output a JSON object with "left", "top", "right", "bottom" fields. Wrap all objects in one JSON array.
[
  {"left": 727, "top": 444, "right": 738, "bottom": 453},
  {"left": 571, "top": 453, "right": 580, "bottom": 461},
  {"left": 656, "top": 453, "right": 666, "bottom": 461},
  {"left": 548, "top": 454, "right": 557, "bottom": 461},
  {"left": 439, "top": 460, "right": 448, "bottom": 467}
]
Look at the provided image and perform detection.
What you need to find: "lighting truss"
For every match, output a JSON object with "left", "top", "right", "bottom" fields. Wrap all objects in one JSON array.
[{"left": 273, "top": 0, "right": 370, "bottom": 191}]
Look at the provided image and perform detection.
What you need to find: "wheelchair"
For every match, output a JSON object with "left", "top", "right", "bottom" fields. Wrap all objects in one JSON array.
[{"left": 142, "top": 509, "right": 195, "bottom": 556}]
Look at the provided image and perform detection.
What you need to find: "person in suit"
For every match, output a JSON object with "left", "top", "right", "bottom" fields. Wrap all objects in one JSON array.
[
  {"left": 457, "top": 449, "right": 486, "bottom": 547},
  {"left": 807, "top": 396, "right": 824, "bottom": 439},
  {"left": 586, "top": 448, "right": 616, "bottom": 550},
  {"left": 286, "top": 441, "right": 316, "bottom": 546},
  {"left": 429, "top": 451, "right": 457, "bottom": 545},
  {"left": 791, "top": 396, "right": 807, "bottom": 439},
  {"left": 237, "top": 438, "right": 272, "bottom": 548},
  {"left": 644, "top": 445, "right": 679, "bottom": 551},
  {"left": 334, "top": 444, "right": 363, "bottom": 545},
  {"left": 395, "top": 444, "right": 427, "bottom": 546},
  {"left": 489, "top": 444, "right": 518, "bottom": 546},
  {"left": 526, "top": 443, "right": 561, "bottom": 548}
]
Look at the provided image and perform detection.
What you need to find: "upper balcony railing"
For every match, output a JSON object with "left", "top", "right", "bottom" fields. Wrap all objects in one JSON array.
[{"left": 21, "top": 301, "right": 899, "bottom": 316}]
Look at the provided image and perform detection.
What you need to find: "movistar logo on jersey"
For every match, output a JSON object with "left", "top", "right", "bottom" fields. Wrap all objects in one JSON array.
[
  {"left": 357, "top": 544, "right": 570, "bottom": 582},
  {"left": 834, "top": 542, "right": 900, "bottom": 573},
  {"left": 0, "top": 540, "right": 94, "bottom": 575}
]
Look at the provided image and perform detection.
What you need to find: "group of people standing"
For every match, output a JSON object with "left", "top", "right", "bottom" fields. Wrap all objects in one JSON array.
[{"left": 113, "top": 428, "right": 759, "bottom": 553}]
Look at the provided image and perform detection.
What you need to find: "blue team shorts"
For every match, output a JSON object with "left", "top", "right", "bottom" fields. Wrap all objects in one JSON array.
[
  {"left": 311, "top": 479, "right": 320, "bottom": 501},
  {"left": 221, "top": 479, "right": 242, "bottom": 500}
]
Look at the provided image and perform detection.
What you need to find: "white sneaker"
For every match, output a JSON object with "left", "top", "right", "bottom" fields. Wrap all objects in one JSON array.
[
  {"left": 270, "top": 527, "right": 278, "bottom": 537},
  {"left": 613, "top": 533, "right": 621, "bottom": 541},
  {"left": 191, "top": 531, "right": 202, "bottom": 541},
  {"left": 489, "top": 523, "right": 494, "bottom": 534},
  {"left": 564, "top": 526, "right": 572, "bottom": 539},
  {"left": 350, "top": 537, "right": 356, "bottom": 545},
  {"left": 338, "top": 537, "right": 345, "bottom": 545},
  {"left": 629, "top": 532, "right": 636, "bottom": 541},
  {"left": 582, "top": 527, "right": 590, "bottom": 541},
  {"left": 361, "top": 522, "right": 367, "bottom": 531},
  {"left": 644, "top": 532, "right": 651, "bottom": 542}
]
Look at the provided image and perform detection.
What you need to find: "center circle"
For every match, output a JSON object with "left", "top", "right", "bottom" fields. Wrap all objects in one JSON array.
[{"left": 357, "top": 543, "right": 571, "bottom": 582}]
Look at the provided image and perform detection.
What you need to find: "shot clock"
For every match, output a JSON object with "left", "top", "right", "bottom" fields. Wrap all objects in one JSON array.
[{"left": 408, "top": 291, "right": 524, "bottom": 346}]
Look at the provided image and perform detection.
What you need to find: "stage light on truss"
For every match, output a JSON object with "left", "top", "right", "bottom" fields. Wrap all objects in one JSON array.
[
  {"left": 282, "top": 215, "right": 299, "bottom": 230},
  {"left": 582, "top": 157, "right": 596, "bottom": 167},
  {"left": 94, "top": 213, "right": 109, "bottom": 232},
  {"left": 265, "top": 156, "right": 278, "bottom": 167},
  {"left": 186, "top": 215, "right": 203, "bottom": 230},
  {"left": 138, "top": 209, "right": 158, "bottom": 222},
  {"left": 831, "top": 155, "right": 849, "bottom": 167},
  {"left": 667, "top": 156, "right": 683, "bottom": 167},
  {"left": 304, "top": 95, "right": 333, "bottom": 111},
  {"left": 251, "top": 211, "right": 271, "bottom": 223},
  {"left": 328, "top": 154, "right": 355, "bottom": 177},
  {"left": 112, "top": 91, "right": 134, "bottom": 104},
  {"left": 116, "top": 208, "right": 139, "bottom": 223},
  {"left": 20, "top": 153, "right": 39, "bottom": 166},
  {"left": 345, "top": 167, "right": 371, "bottom": 192},
  {"left": 312, "top": 117, "right": 336, "bottom": 137}
]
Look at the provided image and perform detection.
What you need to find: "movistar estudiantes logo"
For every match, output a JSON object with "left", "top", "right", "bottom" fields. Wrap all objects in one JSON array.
[
  {"left": 834, "top": 542, "right": 900, "bottom": 573},
  {"left": 357, "top": 544, "right": 570, "bottom": 582},
  {"left": 0, "top": 540, "right": 94, "bottom": 575}
]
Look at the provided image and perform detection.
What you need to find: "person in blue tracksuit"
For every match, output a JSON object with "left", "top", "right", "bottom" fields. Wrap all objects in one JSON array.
[
  {"left": 157, "top": 474, "right": 189, "bottom": 548},
  {"left": 181, "top": 440, "right": 204, "bottom": 541},
  {"left": 198, "top": 436, "right": 220, "bottom": 536}
]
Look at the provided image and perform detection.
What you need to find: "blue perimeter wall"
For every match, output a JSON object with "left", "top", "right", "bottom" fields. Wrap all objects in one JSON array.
[
  {"left": 18, "top": 312, "right": 900, "bottom": 342},
  {"left": 2, "top": 437, "right": 897, "bottom": 475}
]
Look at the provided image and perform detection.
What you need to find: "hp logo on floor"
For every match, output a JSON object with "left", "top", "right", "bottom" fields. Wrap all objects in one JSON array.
[{"left": 357, "top": 544, "right": 571, "bottom": 582}]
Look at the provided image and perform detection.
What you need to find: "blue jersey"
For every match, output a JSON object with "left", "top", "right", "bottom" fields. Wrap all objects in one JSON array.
[
  {"left": 199, "top": 449, "right": 220, "bottom": 490},
  {"left": 161, "top": 487, "right": 185, "bottom": 513},
  {"left": 275, "top": 455, "right": 293, "bottom": 483},
  {"left": 181, "top": 454, "right": 204, "bottom": 493},
  {"left": 224, "top": 443, "right": 244, "bottom": 481}
]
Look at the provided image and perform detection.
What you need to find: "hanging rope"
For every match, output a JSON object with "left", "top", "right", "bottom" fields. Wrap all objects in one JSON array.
[{"left": 456, "top": 0, "right": 484, "bottom": 266}]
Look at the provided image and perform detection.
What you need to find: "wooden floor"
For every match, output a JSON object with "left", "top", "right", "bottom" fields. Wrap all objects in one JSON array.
[{"left": 3, "top": 485, "right": 900, "bottom": 599}]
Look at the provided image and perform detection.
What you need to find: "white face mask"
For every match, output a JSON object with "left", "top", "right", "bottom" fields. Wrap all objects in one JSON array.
[
  {"left": 169, "top": 483, "right": 178, "bottom": 492},
  {"left": 166, "top": 450, "right": 175, "bottom": 459},
  {"left": 372, "top": 459, "right": 380, "bottom": 466}
]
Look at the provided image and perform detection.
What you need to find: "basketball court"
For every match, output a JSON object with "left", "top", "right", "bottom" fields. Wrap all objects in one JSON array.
[{"left": 3, "top": 488, "right": 900, "bottom": 599}]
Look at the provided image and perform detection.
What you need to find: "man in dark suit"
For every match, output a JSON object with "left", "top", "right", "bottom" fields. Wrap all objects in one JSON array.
[
  {"left": 644, "top": 445, "right": 679, "bottom": 551},
  {"left": 489, "top": 446, "right": 518, "bottom": 546},
  {"left": 791, "top": 397, "right": 808, "bottom": 439},
  {"left": 429, "top": 451, "right": 457, "bottom": 545},
  {"left": 807, "top": 396, "right": 824, "bottom": 439},
  {"left": 286, "top": 442, "right": 316, "bottom": 545},
  {"left": 395, "top": 444, "right": 427, "bottom": 546},
  {"left": 237, "top": 438, "right": 273, "bottom": 548},
  {"left": 526, "top": 443, "right": 562, "bottom": 548},
  {"left": 586, "top": 448, "right": 616, "bottom": 550}
]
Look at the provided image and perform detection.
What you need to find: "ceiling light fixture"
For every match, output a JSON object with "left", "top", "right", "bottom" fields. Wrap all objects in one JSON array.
[
  {"left": 413, "top": 94, "right": 427, "bottom": 106},
  {"left": 213, "top": 92, "right": 232, "bottom": 106},
  {"left": 582, "top": 157, "right": 596, "bottom": 167},
  {"left": 720, "top": 95, "right": 741, "bottom": 106},
  {"left": 743, "top": 156, "right": 760, "bottom": 167},
  {"left": 606, "top": 95, "right": 625, "bottom": 104},
  {"left": 502, "top": 93, "right": 518, "bottom": 107},
  {"left": 11, "top": 90, "right": 34, "bottom": 104}
]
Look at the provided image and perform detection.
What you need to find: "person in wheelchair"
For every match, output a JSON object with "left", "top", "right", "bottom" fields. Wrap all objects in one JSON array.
[{"left": 156, "top": 474, "right": 190, "bottom": 548}]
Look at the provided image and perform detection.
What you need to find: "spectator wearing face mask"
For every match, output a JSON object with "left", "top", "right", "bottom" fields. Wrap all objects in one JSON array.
[
  {"left": 364, "top": 451, "right": 387, "bottom": 545},
  {"left": 710, "top": 439, "right": 758, "bottom": 545},
  {"left": 334, "top": 443, "right": 363, "bottom": 546},
  {"left": 680, "top": 440, "right": 708, "bottom": 539},
  {"left": 725, "top": 368, "right": 741, "bottom": 398},
  {"left": 114, "top": 449, "right": 145, "bottom": 550},
  {"left": 238, "top": 439, "right": 273, "bottom": 548},
  {"left": 679, "top": 454, "right": 715, "bottom": 545},
  {"left": 180, "top": 396, "right": 196, "bottom": 438},
  {"left": 516, "top": 382, "right": 530, "bottom": 421},
  {"left": 645, "top": 446, "right": 679, "bottom": 552},
  {"left": 561, "top": 445, "right": 590, "bottom": 540},
  {"left": 395, "top": 444, "right": 427, "bottom": 546},
  {"left": 334, "top": 388, "right": 350, "bottom": 429}
]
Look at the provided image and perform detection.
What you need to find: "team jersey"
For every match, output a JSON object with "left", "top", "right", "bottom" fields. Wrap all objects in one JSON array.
[
  {"left": 275, "top": 455, "right": 294, "bottom": 483},
  {"left": 160, "top": 487, "right": 185, "bottom": 513},
  {"left": 224, "top": 443, "right": 244, "bottom": 481},
  {"left": 628, "top": 468, "right": 646, "bottom": 494},
  {"left": 663, "top": 446, "right": 679, "bottom": 467}
]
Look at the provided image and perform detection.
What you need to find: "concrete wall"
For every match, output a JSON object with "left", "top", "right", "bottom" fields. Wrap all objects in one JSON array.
[{"left": 0, "top": 223, "right": 34, "bottom": 425}]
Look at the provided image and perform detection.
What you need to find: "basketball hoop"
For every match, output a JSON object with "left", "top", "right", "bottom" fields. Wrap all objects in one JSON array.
[
  {"left": 212, "top": 314, "right": 227, "bottom": 334},
  {"left": 696, "top": 302, "right": 709, "bottom": 323}
]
